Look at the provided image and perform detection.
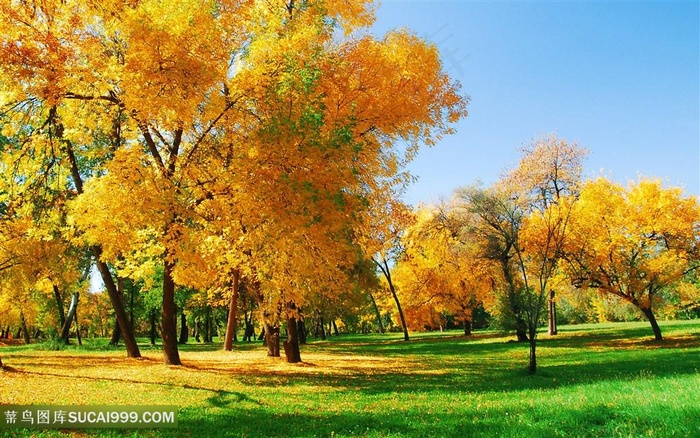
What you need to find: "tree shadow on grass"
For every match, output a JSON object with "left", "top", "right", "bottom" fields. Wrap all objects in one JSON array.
[{"left": 173, "top": 402, "right": 700, "bottom": 438}]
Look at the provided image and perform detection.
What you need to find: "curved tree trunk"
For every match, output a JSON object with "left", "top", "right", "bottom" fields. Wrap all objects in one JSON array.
[
  {"left": 368, "top": 291, "right": 385, "bottom": 334},
  {"left": 640, "top": 306, "right": 663, "bottom": 341},
  {"left": 224, "top": 270, "right": 240, "bottom": 351},
  {"left": 161, "top": 259, "right": 182, "bottom": 365},
  {"left": 60, "top": 293, "right": 79, "bottom": 344},
  {"left": 65, "top": 138, "right": 140, "bottom": 358}
]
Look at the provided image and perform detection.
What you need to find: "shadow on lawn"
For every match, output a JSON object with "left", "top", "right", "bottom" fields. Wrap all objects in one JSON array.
[{"left": 173, "top": 402, "right": 700, "bottom": 438}]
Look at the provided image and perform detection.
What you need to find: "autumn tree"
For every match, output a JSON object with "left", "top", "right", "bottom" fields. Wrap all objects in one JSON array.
[
  {"left": 393, "top": 205, "right": 493, "bottom": 335},
  {"left": 1, "top": 0, "right": 466, "bottom": 367},
  {"left": 562, "top": 178, "right": 700, "bottom": 341},
  {"left": 504, "top": 135, "right": 587, "bottom": 335}
]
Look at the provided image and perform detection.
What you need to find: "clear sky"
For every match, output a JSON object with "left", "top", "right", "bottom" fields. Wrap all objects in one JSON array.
[{"left": 369, "top": 0, "right": 700, "bottom": 206}]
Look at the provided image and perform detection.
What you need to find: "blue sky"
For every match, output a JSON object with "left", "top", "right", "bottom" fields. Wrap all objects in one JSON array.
[{"left": 369, "top": 1, "right": 700, "bottom": 205}]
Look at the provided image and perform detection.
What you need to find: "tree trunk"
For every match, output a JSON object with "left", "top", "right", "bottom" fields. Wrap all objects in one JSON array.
[
  {"left": 149, "top": 309, "right": 157, "bottom": 346},
  {"left": 263, "top": 322, "right": 280, "bottom": 357},
  {"left": 60, "top": 293, "right": 79, "bottom": 344},
  {"left": 332, "top": 320, "right": 340, "bottom": 336},
  {"left": 161, "top": 259, "right": 182, "bottom": 365},
  {"left": 368, "top": 291, "right": 385, "bottom": 334},
  {"left": 297, "top": 319, "right": 307, "bottom": 345},
  {"left": 515, "top": 317, "right": 529, "bottom": 342},
  {"left": 75, "top": 304, "right": 83, "bottom": 346},
  {"left": 641, "top": 306, "right": 663, "bottom": 341},
  {"left": 379, "top": 258, "right": 409, "bottom": 341},
  {"left": 0, "top": 356, "right": 3, "bottom": 367},
  {"left": 20, "top": 311, "right": 30, "bottom": 345},
  {"left": 204, "top": 306, "right": 213, "bottom": 343},
  {"left": 93, "top": 247, "right": 141, "bottom": 358},
  {"left": 244, "top": 312, "right": 255, "bottom": 342},
  {"left": 110, "top": 318, "right": 121, "bottom": 345},
  {"left": 317, "top": 315, "right": 326, "bottom": 340},
  {"left": 53, "top": 284, "right": 66, "bottom": 330},
  {"left": 224, "top": 270, "right": 240, "bottom": 351},
  {"left": 283, "top": 316, "right": 302, "bottom": 363},
  {"left": 178, "top": 311, "right": 188, "bottom": 344},
  {"left": 528, "top": 336, "right": 537, "bottom": 375},
  {"left": 66, "top": 136, "right": 139, "bottom": 357},
  {"left": 463, "top": 318, "right": 472, "bottom": 336},
  {"left": 548, "top": 290, "right": 558, "bottom": 336}
]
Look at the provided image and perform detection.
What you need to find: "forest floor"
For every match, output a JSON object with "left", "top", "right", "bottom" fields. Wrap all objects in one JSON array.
[{"left": 1, "top": 319, "right": 699, "bottom": 437}]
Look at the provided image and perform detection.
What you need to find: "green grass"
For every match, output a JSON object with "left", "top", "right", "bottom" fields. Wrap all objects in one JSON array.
[{"left": 1, "top": 320, "right": 699, "bottom": 437}]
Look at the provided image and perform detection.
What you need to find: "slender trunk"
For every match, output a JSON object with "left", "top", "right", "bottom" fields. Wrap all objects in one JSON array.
[
  {"left": 161, "top": 259, "right": 182, "bottom": 365},
  {"left": 641, "top": 306, "right": 663, "bottom": 341},
  {"left": 20, "top": 311, "right": 30, "bottom": 345},
  {"left": 332, "top": 320, "right": 340, "bottom": 336},
  {"left": 548, "top": 290, "right": 558, "bottom": 336},
  {"left": 53, "top": 284, "right": 66, "bottom": 330},
  {"left": 204, "top": 306, "right": 213, "bottom": 343},
  {"left": 318, "top": 316, "right": 326, "bottom": 340},
  {"left": 224, "top": 270, "right": 240, "bottom": 351},
  {"left": 528, "top": 336, "right": 537, "bottom": 374},
  {"left": 368, "top": 291, "right": 385, "bottom": 334},
  {"left": 129, "top": 284, "right": 134, "bottom": 331},
  {"left": 178, "top": 311, "right": 188, "bottom": 344},
  {"left": 94, "top": 247, "right": 141, "bottom": 357},
  {"left": 283, "top": 315, "right": 302, "bottom": 363},
  {"left": 60, "top": 293, "right": 79, "bottom": 344},
  {"left": 149, "top": 309, "right": 157, "bottom": 346},
  {"left": 75, "top": 304, "right": 82, "bottom": 346},
  {"left": 379, "top": 258, "right": 409, "bottom": 341}
]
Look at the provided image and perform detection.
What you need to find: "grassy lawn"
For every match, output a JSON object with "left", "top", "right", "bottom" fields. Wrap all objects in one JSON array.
[{"left": 1, "top": 320, "right": 699, "bottom": 437}]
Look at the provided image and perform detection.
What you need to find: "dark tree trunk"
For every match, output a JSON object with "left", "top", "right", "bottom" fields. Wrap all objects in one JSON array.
[
  {"left": 297, "top": 319, "right": 306, "bottom": 345},
  {"left": 224, "top": 270, "right": 240, "bottom": 351},
  {"left": 641, "top": 306, "right": 663, "bottom": 341},
  {"left": 109, "top": 318, "right": 121, "bottom": 345},
  {"left": 0, "top": 356, "right": 3, "bottom": 367},
  {"left": 60, "top": 293, "right": 79, "bottom": 344},
  {"left": 20, "top": 311, "right": 30, "bottom": 345},
  {"left": 368, "top": 291, "right": 385, "bottom": 334},
  {"left": 53, "top": 284, "right": 66, "bottom": 330},
  {"left": 463, "top": 318, "right": 472, "bottom": 336},
  {"left": 178, "top": 311, "right": 188, "bottom": 344},
  {"left": 515, "top": 317, "right": 529, "bottom": 342},
  {"left": 548, "top": 290, "right": 558, "bottom": 336},
  {"left": 528, "top": 336, "right": 537, "bottom": 375},
  {"left": 283, "top": 316, "right": 302, "bottom": 363},
  {"left": 161, "top": 260, "right": 182, "bottom": 365},
  {"left": 93, "top": 247, "right": 141, "bottom": 358},
  {"left": 244, "top": 312, "right": 255, "bottom": 342},
  {"left": 378, "top": 258, "right": 409, "bottom": 341},
  {"left": 263, "top": 322, "right": 280, "bottom": 357},
  {"left": 204, "top": 306, "right": 213, "bottom": 343},
  {"left": 149, "top": 309, "right": 158, "bottom": 346},
  {"left": 317, "top": 315, "right": 326, "bottom": 340},
  {"left": 332, "top": 320, "right": 340, "bottom": 336}
]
